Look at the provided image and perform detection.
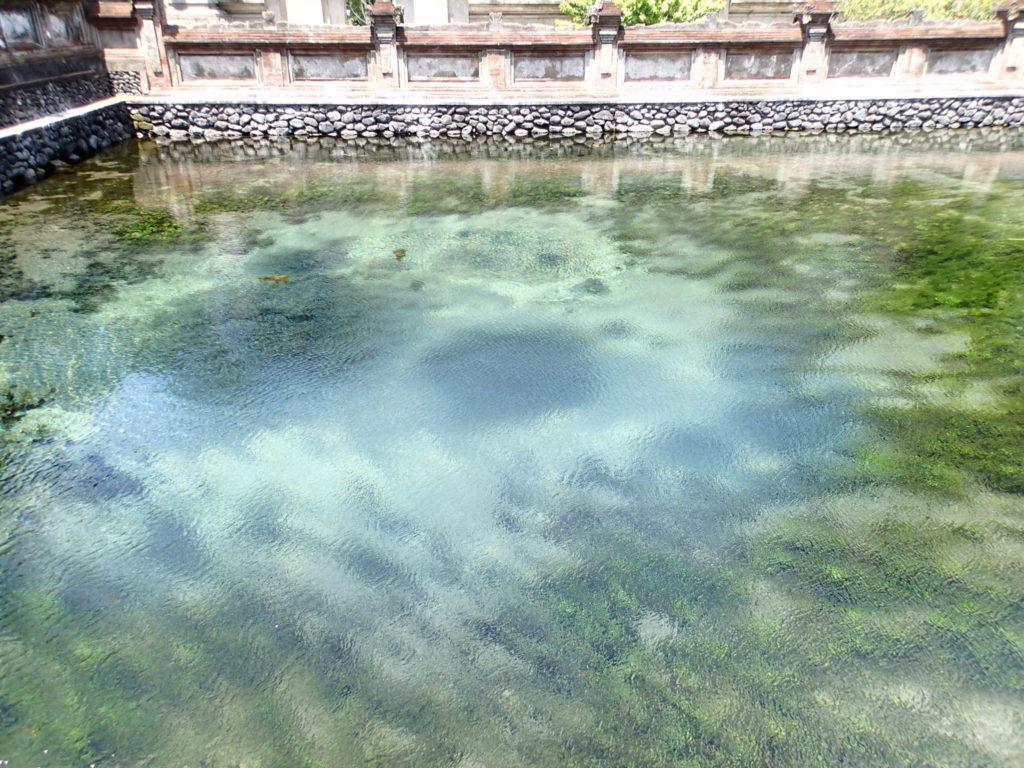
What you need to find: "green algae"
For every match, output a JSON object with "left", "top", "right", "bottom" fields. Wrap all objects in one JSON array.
[
  {"left": 0, "top": 387, "right": 46, "bottom": 428},
  {"left": 481, "top": 521, "right": 1022, "bottom": 767},
  {"left": 387, "top": 163, "right": 1023, "bottom": 764},
  {"left": 188, "top": 170, "right": 587, "bottom": 233},
  {"left": 0, "top": 244, "right": 168, "bottom": 312},
  {"left": 2, "top": 140, "right": 1024, "bottom": 768},
  {"left": 111, "top": 209, "right": 187, "bottom": 243},
  {"left": 568, "top": 166, "right": 1024, "bottom": 765},
  {"left": 504, "top": 177, "right": 586, "bottom": 208},
  {"left": 0, "top": 178, "right": 197, "bottom": 313},
  {"left": 858, "top": 190, "right": 1024, "bottom": 493},
  {"left": 610, "top": 165, "right": 1024, "bottom": 496},
  {"left": 194, "top": 179, "right": 391, "bottom": 215},
  {"left": 102, "top": 201, "right": 208, "bottom": 247},
  {"left": 406, "top": 176, "right": 490, "bottom": 215}
]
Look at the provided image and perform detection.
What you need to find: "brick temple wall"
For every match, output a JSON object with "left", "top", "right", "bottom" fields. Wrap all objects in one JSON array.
[{"left": 97, "top": 1, "right": 1024, "bottom": 102}]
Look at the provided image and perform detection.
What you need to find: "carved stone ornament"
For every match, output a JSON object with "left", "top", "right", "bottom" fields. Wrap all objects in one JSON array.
[
  {"left": 589, "top": 1, "right": 622, "bottom": 45},
  {"left": 996, "top": 0, "right": 1024, "bottom": 38},
  {"left": 793, "top": 0, "right": 835, "bottom": 41},
  {"left": 134, "top": 0, "right": 156, "bottom": 20}
]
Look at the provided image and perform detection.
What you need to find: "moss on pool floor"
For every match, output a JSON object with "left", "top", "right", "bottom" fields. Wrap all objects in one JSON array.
[{"left": 0, "top": 137, "right": 1023, "bottom": 767}]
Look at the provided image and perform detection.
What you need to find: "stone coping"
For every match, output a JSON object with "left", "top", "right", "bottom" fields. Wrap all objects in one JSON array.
[
  {"left": 0, "top": 96, "right": 126, "bottom": 141},
  {"left": 127, "top": 83, "right": 1024, "bottom": 107}
]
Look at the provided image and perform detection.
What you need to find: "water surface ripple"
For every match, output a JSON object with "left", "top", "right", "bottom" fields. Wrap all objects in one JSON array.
[{"left": 0, "top": 133, "right": 1022, "bottom": 767}]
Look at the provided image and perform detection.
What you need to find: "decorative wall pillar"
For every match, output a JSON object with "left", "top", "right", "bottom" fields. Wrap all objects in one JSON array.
[
  {"left": 135, "top": 1, "right": 169, "bottom": 90},
  {"left": 997, "top": 0, "right": 1024, "bottom": 78},
  {"left": 262, "top": 50, "right": 286, "bottom": 86},
  {"left": 695, "top": 48, "right": 719, "bottom": 88},
  {"left": 483, "top": 49, "right": 509, "bottom": 89},
  {"left": 368, "top": 0, "right": 402, "bottom": 87},
  {"left": 589, "top": 1, "right": 622, "bottom": 89},
  {"left": 794, "top": 0, "right": 835, "bottom": 82},
  {"left": 900, "top": 45, "right": 928, "bottom": 78}
]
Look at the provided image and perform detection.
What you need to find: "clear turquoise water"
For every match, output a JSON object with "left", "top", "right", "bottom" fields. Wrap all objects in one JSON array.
[{"left": 0, "top": 134, "right": 1022, "bottom": 767}]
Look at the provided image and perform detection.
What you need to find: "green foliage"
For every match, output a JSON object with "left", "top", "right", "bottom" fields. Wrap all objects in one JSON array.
[
  {"left": 835, "top": 0, "right": 999, "bottom": 20},
  {"left": 560, "top": 0, "right": 995, "bottom": 23},
  {"left": 346, "top": 0, "right": 367, "bottom": 24},
  {"left": 560, "top": 0, "right": 724, "bottom": 26}
]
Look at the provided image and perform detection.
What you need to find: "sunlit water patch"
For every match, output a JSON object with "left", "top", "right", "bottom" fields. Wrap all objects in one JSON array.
[{"left": 1, "top": 134, "right": 1022, "bottom": 767}]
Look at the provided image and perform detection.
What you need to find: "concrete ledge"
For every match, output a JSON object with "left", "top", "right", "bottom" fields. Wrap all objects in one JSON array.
[
  {"left": 0, "top": 96, "right": 126, "bottom": 141},
  {"left": 128, "top": 82, "right": 1024, "bottom": 107}
]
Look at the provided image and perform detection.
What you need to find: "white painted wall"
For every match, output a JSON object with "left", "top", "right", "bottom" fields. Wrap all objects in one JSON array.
[
  {"left": 401, "top": 0, "right": 451, "bottom": 25},
  {"left": 285, "top": 0, "right": 325, "bottom": 25}
]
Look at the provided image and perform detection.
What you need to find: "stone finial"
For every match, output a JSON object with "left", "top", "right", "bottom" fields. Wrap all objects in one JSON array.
[
  {"left": 588, "top": 1, "right": 622, "bottom": 24},
  {"left": 368, "top": 0, "right": 403, "bottom": 44},
  {"left": 996, "top": 0, "right": 1023, "bottom": 22},
  {"left": 590, "top": 1, "right": 622, "bottom": 44},
  {"left": 793, "top": 0, "right": 835, "bottom": 22},
  {"left": 368, "top": 0, "right": 402, "bottom": 75},
  {"left": 793, "top": 0, "right": 835, "bottom": 41},
  {"left": 367, "top": 0, "right": 404, "bottom": 25},
  {"left": 133, "top": 0, "right": 156, "bottom": 20},
  {"left": 997, "top": 0, "right": 1024, "bottom": 39}
]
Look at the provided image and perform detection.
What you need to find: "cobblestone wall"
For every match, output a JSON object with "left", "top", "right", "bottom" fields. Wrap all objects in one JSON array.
[
  {"left": 132, "top": 97, "right": 1024, "bottom": 141},
  {"left": 0, "top": 72, "right": 114, "bottom": 130},
  {"left": 109, "top": 71, "right": 143, "bottom": 96},
  {"left": 0, "top": 103, "right": 133, "bottom": 196}
]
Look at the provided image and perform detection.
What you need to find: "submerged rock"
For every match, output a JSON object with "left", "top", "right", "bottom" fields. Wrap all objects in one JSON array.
[{"left": 575, "top": 278, "right": 609, "bottom": 295}]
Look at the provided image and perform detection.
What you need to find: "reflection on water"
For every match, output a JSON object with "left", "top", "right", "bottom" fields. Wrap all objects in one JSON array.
[{"left": 0, "top": 133, "right": 1023, "bottom": 767}]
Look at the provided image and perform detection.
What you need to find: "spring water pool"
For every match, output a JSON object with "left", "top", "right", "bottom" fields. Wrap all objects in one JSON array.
[{"left": 0, "top": 133, "right": 1022, "bottom": 767}]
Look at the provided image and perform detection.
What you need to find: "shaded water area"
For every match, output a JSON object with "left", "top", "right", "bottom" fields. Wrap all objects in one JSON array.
[{"left": 1, "top": 132, "right": 1023, "bottom": 767}]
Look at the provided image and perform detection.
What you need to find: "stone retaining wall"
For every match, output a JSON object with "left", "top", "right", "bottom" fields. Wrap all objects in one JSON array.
[
  {"left": 0, "top": 103, "right": 133, "bottom": 196},
  {"left": 109, "top": 71, "right": 143, "bottom": 96},
  {"left": 0, "top": 72, "right": 114, "bottom": 130},
  {"left": 141, "top": 125, "right": 1024, "bottom": 166},
  {"left": 132, "top": 97, "right": 1024, "bottom": 141}
]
